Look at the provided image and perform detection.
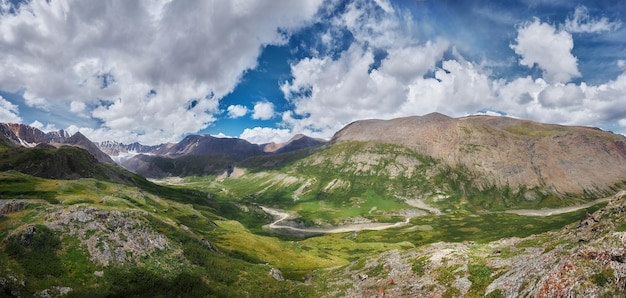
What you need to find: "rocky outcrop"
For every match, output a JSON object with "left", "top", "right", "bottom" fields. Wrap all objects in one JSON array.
[
  {"left": 333, "top": 113, "right": 626, "bottom": 194},
  {"left": 318, "top": 191, "right": 626, "bottom": 297},
  {"left": 0, "top": 123, "right": 114, "bottom": 164},
  {"left": 45, "top": 206, "right": 175, "bottom": 266},
  {"left": 269, "top": 268, "right": 284, "bottom": 281},
  {"left": 0, "top": 200, "right": 27, "bottom": 215}
]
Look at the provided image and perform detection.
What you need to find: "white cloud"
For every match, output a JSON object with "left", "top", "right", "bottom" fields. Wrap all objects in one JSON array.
[
  {"left": 214, "top": 132, "right": 234, "bottom": 138},
  {"left": 226, "top": 104, "right": 248, "bottom": 118},
  {"left": 275, "top": 2, "right": 626, "bottom": 139},
  {"left": 0, "top": 95, "right": 21, "bottom": 123},
  {"left": 29, "top": 120, "right": 44, "bottom": 130},
  {"left": 70, "top": 101, "right": 86, "bottom": 113},
  {"left": 0, "top": 0, "right": 323, "bottom": 144},
  {"left": 29, "top": 120, "right": 58, "bottom": 132},
  {"left": 373, "top": 0, "right": 394, "bottom": 14},
  {"left": 564, "top": 6, "right": 622, "bottom": 33},
  {"left": 510, "top": 18, "right": 580, "bottom": 84},
  {"left": 252, "top": 101, "right": 275, "bottom": 120},
  {"left": 22, "top": 90, "right": 48, "bottom": 109},
  {"left": 282, "top": 36, "right": 626, "bottom": 139},
  {"left": 239, "top": 127, "right": 291, "bottom": 144},
  {"left": 340, "top": 0, "right": 407, "bottom": 49},
  {"left": 537, "top": 84, "right": 584, "bottom": 108}
]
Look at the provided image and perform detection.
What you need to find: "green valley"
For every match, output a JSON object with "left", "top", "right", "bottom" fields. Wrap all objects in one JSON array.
[{"left": 2, "top": 116, "right": 626, "bottom": 297}]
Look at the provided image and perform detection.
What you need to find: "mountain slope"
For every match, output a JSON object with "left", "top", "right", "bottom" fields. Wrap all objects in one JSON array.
[
  {"left": 0, "top": 171, "right": 311, "bottom": 297},
  {"left": 1, "top": 123, "right": 114, "bottom": 164},
  {"left": 110, "top": 134, "right": 326, "bottom": 178},
  {"left": 315, "top": 191, "right": 626, "bottom": 297},
  {"left": 0, "top": 145, "right": 133, "bottom": 183},
  {"left": 332, "top": 113, "right": 626, "bottom": 194},
  {"left": 64, "top": 132, "right": 116, "bottom": 164},
  {"left": 262, "top": 134, "right": 327, "bottom": 153}
]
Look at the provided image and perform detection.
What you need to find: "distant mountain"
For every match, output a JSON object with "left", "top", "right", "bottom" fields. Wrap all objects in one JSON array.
[
  {"left": 262, "top": 134, "right": 327, "bottom": 154},
  {"left": 117, "top": 135, "right": 265, "bottom": 178},
  {"left": 166, "top": 135, "right": 265, "bottom": 158},
  {"left": 0, "top": 123, "right": 114, "bottom": 164},
  {"left": 0, "top": 124, "right": 21, "bottom": 147},
  {"left": 2, "top": 123, "right": 70, "bottom": 145},
  {"left": 332, "top": 113, "right": 626, "bottom": 194},
  {"left": 96, "top": 140, "right": 171, "bottom": 156},
  {"left": 64, "top": 132, "right": 116, "bottom": 164},
  {"left": 97, "top": 134, "right": 326, "bottom": 178}
]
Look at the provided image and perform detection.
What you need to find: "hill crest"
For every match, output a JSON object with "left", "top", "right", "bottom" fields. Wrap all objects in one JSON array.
[{"left": 332, "top": 114, "right": 626, "bottom": 193}]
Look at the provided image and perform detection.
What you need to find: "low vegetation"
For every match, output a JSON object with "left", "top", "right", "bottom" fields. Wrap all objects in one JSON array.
[{"left": 1, "top": 140, "right": 623, "bottom": 296}]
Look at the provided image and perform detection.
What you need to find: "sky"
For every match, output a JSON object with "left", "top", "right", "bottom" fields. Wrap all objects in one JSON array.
[{"left": 0, "top": 0, "right": 626, "bottom": 145}]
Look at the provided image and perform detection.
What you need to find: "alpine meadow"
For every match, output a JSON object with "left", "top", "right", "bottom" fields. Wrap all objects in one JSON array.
[{"left": 2, "top": 0, "right": 626, "bottom": 297}]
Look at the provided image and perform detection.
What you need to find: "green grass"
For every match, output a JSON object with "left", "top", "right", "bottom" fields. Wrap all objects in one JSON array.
[
  {"left": 1, "top": 138, "right": 622, "bottom": 297},
  {"left": 592, "top": 267, "right": 614, "bottom": 287},
  {"left": 467, "top": 261, "right": 499, "bottom": 297},
  {"left": 352, "top": 205, "right": 603, "bottom": 246}
]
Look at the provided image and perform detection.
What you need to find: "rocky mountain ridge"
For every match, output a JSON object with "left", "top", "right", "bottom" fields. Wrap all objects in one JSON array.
[
  {"left": 99, "top": 134, "right": 327, "bottom": 178},
  {"left": 0, "top": 123, "right": 114, "bottom": 164},
  {"left": 332, "top": 113, "right": 626, "bottom": 194}
]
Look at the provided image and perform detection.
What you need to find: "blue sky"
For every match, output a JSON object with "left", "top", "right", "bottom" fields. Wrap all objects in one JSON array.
[{"left": 0, "top": 0, "right": 625, "bottom": 145}]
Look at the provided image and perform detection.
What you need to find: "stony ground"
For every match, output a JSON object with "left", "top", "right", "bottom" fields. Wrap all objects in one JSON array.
[{"left": 315, "top": 191, "right": 626, "bottom": 297}]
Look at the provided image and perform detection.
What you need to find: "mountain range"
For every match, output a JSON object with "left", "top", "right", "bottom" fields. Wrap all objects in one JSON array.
[
  {"left": 2, "top": 113, "right": 626, "bottom": 297},
  {"left": 2, "top": 112, "right": 626, "bottom": 195}
]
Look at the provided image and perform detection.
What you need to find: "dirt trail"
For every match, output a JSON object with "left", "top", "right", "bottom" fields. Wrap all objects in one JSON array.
[
  {"left": 260, "top": 206, "right": 410, "bottom": 234},
  {"left": 504, "top": 196, "right": 611, "bottom": 216},
  {"left": 397, "top": 197, "right": 442, "bottom": 215}
]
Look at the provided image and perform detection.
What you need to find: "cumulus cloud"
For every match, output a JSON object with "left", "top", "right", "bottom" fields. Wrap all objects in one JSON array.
[
  {"left": 281, "top": 39, "right": 455, "bottom": 137},
  {"left": 226, "top": 105, "right": 248, "bottom": 119},
  {"left": 239, "top": 127, "right": 291, "bottom": 144},
  {"left": 280, "top": 3, "right": 626, "bottom": 139},
  {"left": 510, "top": 19, "right": 580, "bottom": 84},
  {"left": 0, "top": 95, "right": 21, "bottom": 123},
  {"left": 29, "top": 120, "right": 58, "bottom": 132},
  {"left": 252, "top": 101, "right": 275, "bottom": 120},
  {"left": 537, "top": 84, "right": 584, "bottom": 108},
  {"left": 340, "top": 0, "right": 406, "bottom": 49},
  {"left": 564, "top": 6, "right": 622, "bottom": 33},
  {"left": 70, "top": 101, "right": 86, "bottom": 113},
  {"left": 0, "top": 0, "right": 323, "bottom": 144}
]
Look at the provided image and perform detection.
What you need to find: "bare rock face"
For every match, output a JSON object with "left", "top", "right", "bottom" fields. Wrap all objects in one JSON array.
[
  {"left": 269, "top": 268, "right": 284, "bottom": 281},
  {"left": 45, "top": 206, "right": 175, "bottom": 267},
  {"left": 320, "top": 191, "right": 626, "bottom": 297},
  {"left": 332, "top": 113, "right": 626, "bottom": 194},
  {"left": 0, "top": 200, "right": 28, "bottom": 215}
]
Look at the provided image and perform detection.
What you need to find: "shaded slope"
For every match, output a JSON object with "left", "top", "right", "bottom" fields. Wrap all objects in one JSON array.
[
  {"left": 1, "top": 123, "right": 115, "bottom": 164},
  {"left": 0, "top": 145, "right": 134, "bottom": 183}
]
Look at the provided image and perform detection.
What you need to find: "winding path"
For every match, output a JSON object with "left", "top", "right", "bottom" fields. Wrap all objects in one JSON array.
[
  {"left": 260, "top": 206, "right": 410, "bottom": 234},
  {"left": 504, "top": 196, "right": 611, "bottom": 216}
]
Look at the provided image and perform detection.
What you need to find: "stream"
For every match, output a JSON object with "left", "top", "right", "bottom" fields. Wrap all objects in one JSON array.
[{"left": 259, "top": 206, "right": 410, "bottom": 234}]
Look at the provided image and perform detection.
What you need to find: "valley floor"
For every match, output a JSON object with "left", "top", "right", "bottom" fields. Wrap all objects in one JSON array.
[
  {"left": 261, "top": 205, "right": 410, "bottom": 234},
  {"left": 504, "top": 196, "right": 612, "bottom": 216}
]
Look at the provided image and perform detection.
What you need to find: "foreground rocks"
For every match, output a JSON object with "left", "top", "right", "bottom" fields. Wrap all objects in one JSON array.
[
  {"left": 45, "top": 206, "right": 180, "bottom": 267},
  {"left": 317, "top": 191, "right": 626, "bottom": 297}
]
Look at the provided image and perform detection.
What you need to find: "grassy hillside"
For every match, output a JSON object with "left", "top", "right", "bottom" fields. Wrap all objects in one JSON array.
[
  {"left": 184, "top": 141, "right": 616, "bottom": 230},
  {"left": 0, "top": 171, "right": 312, "bottom": 297},
  {"left": 1, "top": 140, "right": 622, "bottom": 296}
]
